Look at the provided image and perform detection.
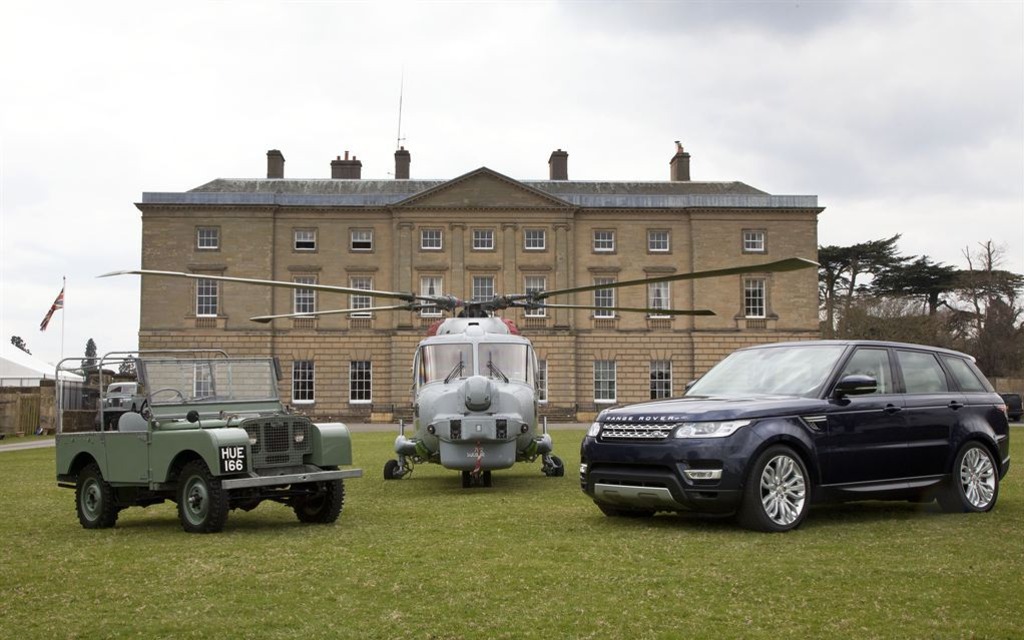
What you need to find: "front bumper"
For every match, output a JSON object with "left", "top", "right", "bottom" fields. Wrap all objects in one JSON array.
[
  {"left": 580, "top": 433, "right": 758, "bottom": 514},
  {"left": 221, "top": 467, "right": 362, "bottom": 490}
]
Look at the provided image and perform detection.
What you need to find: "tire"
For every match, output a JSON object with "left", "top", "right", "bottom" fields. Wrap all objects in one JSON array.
[
  {"left": 294, "top": 479, "right": 345, "bottom": 524},
  {"left": 737, "top": 445, "right": 810, "bottom": 532},
  {"left": 938, "top": 442, "right": 999, "bottom": 513},
  {"left": 596, "top": 503, "right": 655, "bottom": 518},
  {"left": 383, "top": 459, "right": 400, "bottom": 480},
  {"left": 546, "top": 455, "right": 565, "bottom": 477},
  {"left": 461, "top": 470, "right": 472, "bottom": 488},
  {"left": 177, "top": 460, "right": 229, "bottom": 533},
  {"left": 76, "top": 463, "right": 119, "bottom": 529},
  {"left": 482, "top": 470, "right": 492, "bottom": 487}
]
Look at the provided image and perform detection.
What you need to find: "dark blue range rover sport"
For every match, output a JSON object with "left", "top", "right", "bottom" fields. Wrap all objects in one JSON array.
[{"left": 580, "top": 340, "right": 1011, "bottom": 532}]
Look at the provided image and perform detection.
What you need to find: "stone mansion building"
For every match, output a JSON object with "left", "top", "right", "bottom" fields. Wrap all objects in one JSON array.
[{"left": 136, "top": 145, "right": 823, "bottom": 421}]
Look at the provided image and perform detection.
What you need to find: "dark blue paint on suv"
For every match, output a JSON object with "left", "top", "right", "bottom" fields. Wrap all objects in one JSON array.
[{"left": 580, "top": 340, "right": 1011, "bottom": 532}]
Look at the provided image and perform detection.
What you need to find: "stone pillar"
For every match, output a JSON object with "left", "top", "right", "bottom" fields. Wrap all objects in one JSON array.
[
  {"left": 554, "top": 223, "right": 571, "bottom": 328},
  {"left": 450, "top": 223, "right": 466, "bottom": 299},
  {"left": 396, "top": 222, "right": 414, "bottom": 328},
  {"left": 501, "top": 222, "right": 518, "bottom": 296}
]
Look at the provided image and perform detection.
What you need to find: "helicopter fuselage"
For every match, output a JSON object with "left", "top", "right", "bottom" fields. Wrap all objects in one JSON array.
[{"left": 394, "top": 317, "right": 553, "bottom": 474}]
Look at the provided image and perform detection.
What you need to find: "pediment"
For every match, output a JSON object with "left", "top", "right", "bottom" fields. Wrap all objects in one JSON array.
[{"left": 395, "top": 167, "right": 571, "bottom": 209}]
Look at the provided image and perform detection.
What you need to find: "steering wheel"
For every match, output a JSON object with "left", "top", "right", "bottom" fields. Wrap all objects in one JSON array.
[{"left": 150, "top": 388, "right": 186, "bottom": 403}]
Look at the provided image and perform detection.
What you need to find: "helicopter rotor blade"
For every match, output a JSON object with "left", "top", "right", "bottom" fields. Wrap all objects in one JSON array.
[
  {"left": 249, "top": 304, "right": 417, "bottom": 323},
  {"left": 101, "top": 269, "right": 424, "bottom": 303},
  {"left": 534, "top": 303, "right": 715, "bottom": 316},
  {"left": 534, "top": 257, "right": 819, "bottom": 300}
]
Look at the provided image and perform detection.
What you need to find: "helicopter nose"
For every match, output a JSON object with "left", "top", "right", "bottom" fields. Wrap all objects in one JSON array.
[{"left": 464, "top": 375, "right": 492, "bottom": 411}]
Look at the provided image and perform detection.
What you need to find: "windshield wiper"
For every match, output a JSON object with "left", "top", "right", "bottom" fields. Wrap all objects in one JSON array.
[
  {"left": 444, "top": 358, "right": 465, "bottom": 383},
  {"left": 487, "top": 359, "right": 508, "bottom": 383}
]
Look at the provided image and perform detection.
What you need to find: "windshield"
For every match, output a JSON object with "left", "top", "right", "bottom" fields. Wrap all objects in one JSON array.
[
  {"left": 140, "top": 359, "right": 279, "bottom": 405},
  {"left": 478, "top": 343, "right": 533, "bottom": 384},
  {"left": 418, "top": 344, "right": 474, "bottom": 385},
  {"left": 687, "top": 345, "right": 846, "bottom": 398}
]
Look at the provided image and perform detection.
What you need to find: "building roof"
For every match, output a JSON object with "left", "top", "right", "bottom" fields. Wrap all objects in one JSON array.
[{"left": 140, "top": 169, "right": 819, "bottom": 209}]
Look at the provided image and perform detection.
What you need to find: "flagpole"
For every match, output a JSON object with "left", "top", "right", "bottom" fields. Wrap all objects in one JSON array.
[{"left": 60, "top": 276, "right": 66, "bottom": 361}]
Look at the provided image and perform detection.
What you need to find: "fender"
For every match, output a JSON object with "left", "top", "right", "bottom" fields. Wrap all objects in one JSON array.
[
  {"left": 150, "top": 427, "right": 251, "bottom": 483},
  {"left": 747, "top": 418, "right": 822, "bottom": 486},
  {"left": 948, "top": 408, "right": 1010, "bottom": 477},
  {"left": 310, "top": 422, "right": 354, "bottom": 467},
  {"left": 55, "top": 433, "right": 107, "bottom": 478}
]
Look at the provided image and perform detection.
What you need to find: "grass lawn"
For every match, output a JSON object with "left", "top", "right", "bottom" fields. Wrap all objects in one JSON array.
[{"left": 1, "top": 428, "right": 1021, "bottom": 639}]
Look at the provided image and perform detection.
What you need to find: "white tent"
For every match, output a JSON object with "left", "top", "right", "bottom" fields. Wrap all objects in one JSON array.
[{"left": 1, "top": 342, "right": 84, "bottom": 386}]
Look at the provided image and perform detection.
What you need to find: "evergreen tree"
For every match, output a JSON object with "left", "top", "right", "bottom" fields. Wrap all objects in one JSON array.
[
  {"left": 82, "top": 338, "right": 98, "bottom": 373},
  {"left": 10, "top": 336, "right": 31, "bottom": 355}
]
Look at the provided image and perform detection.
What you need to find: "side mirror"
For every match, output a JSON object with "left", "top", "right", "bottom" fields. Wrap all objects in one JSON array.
[
  {"left": 186, "top": 410, "right": 201, "bottom": 424},
  {"left": 684, "top": 379, "right": 697, "bottom": 392},
  {"left": 832, "top": 374, "right": 877, "bottom": 398}
]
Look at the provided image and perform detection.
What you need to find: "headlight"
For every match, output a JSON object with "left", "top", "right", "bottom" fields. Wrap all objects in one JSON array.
[
  {"left": 586, "top": 421, "right": 601, "bottom": 437},
  {"left": 674, "top": 420, "right": 751, "bottom": 439}
]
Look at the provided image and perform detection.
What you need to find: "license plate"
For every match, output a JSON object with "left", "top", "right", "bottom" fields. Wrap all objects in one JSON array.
[{"left": 219, "top": 445, "right": 247, "bottom": 474}]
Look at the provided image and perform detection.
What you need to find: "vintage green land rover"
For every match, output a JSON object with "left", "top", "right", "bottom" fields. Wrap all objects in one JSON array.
[{"left": 56, "top": 352, "right": 362, "bottom": 533}]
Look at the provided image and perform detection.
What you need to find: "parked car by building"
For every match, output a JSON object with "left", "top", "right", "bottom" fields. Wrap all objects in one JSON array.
[
  {"left": 999, "top": 393, "right": 1022, "bottom": 422},
  {"left": 580, "top": 340, "right": 1011, "bottom": 532}
]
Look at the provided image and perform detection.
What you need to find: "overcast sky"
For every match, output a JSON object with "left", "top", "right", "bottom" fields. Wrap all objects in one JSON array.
[{"left": 2, "top": 0, "right": 1022, "bottom": 367}]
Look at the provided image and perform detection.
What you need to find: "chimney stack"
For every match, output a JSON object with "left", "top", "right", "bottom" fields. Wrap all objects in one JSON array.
[
  {"left": 394, "top": 146, "right": 410, "bottom": 180},
  {"left": 548, "top": 149, "right": 568, "bottom": 181},
  {"left": 331, "top": 151, "right": 362, "bottom": 179},
  {"left": 267, "top": 149, "right": 285, "bottom": 179},
  {"left": 669, "top": 141, "right": 690, "bottom": 181}
]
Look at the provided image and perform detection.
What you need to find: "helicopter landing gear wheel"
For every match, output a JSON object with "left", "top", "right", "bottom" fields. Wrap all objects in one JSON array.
[
  {"left": 384, "top": 456, "right": 412, "bottom": 480},
  {"left": 461, "top": 470, "right": 472, "bottom": 488},
  {"left": 542, "top": 454, "right": 565, "bottom": 477}
]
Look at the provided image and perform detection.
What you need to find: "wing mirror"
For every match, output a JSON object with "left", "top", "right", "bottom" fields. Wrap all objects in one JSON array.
[{"left": 832, "top": 374, "right": 877, "bottom": 398}]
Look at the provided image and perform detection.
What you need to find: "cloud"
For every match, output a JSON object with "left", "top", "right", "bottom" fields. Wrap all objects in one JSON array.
[{"left": 1, "top": 1, "right": 1021, "bottom": 365}]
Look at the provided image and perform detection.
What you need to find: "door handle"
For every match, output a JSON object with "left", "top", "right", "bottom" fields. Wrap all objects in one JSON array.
[
  {"left": 884, "top": 404, "right": 902, "bottom": 414},
  {"left": 948, "top": 401, "right": 964, "bottom": 410}
]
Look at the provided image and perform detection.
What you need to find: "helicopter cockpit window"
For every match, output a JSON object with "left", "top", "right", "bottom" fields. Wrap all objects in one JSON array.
[
  {"left": 479, "top": 344, "right": 533, "bottom": 385},
  {"left": 419, "top": 344, "right": 474, "bottom": 385}
]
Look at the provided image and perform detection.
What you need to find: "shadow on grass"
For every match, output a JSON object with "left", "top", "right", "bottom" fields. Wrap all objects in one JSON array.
[{"left": 585, "top": 498, "right": 966, "bottom": 533}]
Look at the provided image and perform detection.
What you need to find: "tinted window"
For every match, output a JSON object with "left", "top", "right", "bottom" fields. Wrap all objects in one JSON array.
[
  {"left": 687, "top": 344, "right": 846, "bottom": 397},
  {"left": 838, "top": 348, "right": 893, "bottom": 394},
  {"left": 941, "top": 356, "right": 988, "bottom": 392},
  {"left": 897, "top": 350, "right": 949, "bottom": 394}
]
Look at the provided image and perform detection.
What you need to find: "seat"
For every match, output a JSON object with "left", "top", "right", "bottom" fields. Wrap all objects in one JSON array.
[{"left": 118, "top": 412, "right": 149, "bottom": 432}]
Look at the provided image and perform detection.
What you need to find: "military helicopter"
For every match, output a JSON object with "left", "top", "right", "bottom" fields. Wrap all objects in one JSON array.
[{"left": 104, "top": 256, "right": 816, "bottom": 488}]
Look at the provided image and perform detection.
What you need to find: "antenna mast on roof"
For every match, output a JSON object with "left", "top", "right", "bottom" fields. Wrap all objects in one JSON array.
[{"left": 396, "top": 68, "right": 406, "bottom": 150}]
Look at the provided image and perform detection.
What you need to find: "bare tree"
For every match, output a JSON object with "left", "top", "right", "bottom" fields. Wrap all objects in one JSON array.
[{"left": 953, "top": 241, "right": 1024, "bottom": 375}]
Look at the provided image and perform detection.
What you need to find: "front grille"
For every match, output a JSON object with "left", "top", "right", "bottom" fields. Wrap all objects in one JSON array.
[
  {"left": 242, "top": 418, "right": 312, "bottom": 468},
  {"left": 600, "top": 423, "right": 674, "bottom": 441}
]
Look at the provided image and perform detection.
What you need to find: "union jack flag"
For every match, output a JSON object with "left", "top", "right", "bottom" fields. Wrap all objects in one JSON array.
[{"left": 39, "top": 286, "right": 65, "bottom": 331}]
